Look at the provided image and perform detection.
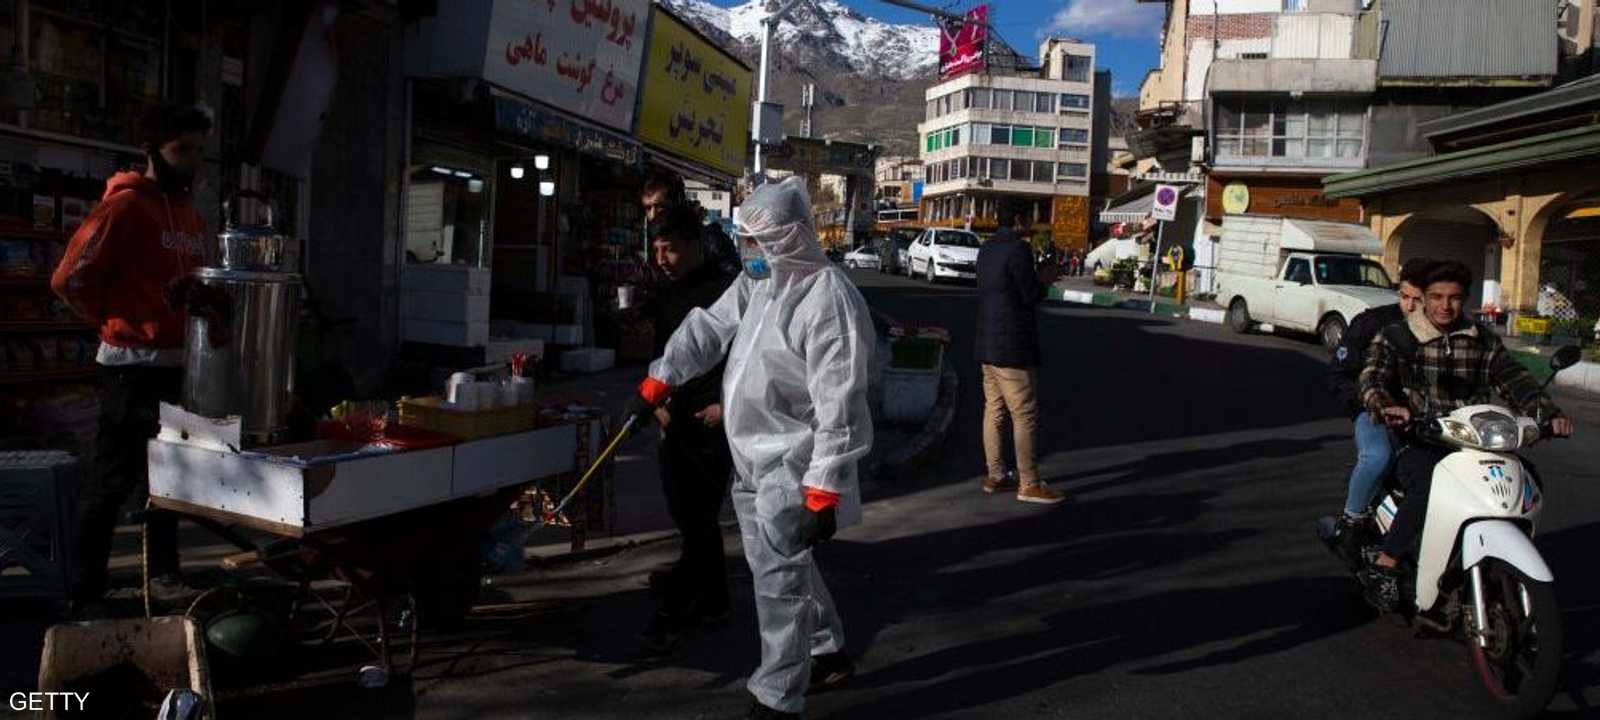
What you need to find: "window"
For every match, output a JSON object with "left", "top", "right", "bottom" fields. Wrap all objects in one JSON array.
[
  {"left": 990, "top": 158, "right": 1009, "bottom": 180},
  {"left": 1285, "top": 258, "right": 1313, "bottom": 284},
  {"left": 1216, "top": 98, "right": 1366, "bottom": 161},
  {"left": 1033, "top": 161, "right": 1054, "bottom": 182},
  {"left": 927, "top": 101, "right": 936, "bottom": 120},
  {"left": 1013, "top": 126, "right": 1035, "bottom": 147},
  {"left": 1036, "top": 93, "right": 1055, "bottom": 113},
  {"left": 1009, "top": 160, "right": 1031, "bottom": 181},
  {"left": 974, "top": 157, "right": 989, "bottom": 179},
  {"left": 1059, "top": 93, "right": 1090, "bottom": 111},
  {"left": 1314, "top": 256, "right": 1392, "bottom": 288},
  {"left": 1283, "top": 0, "right": 1306, "bottom": 10},
  {"left": 989, "top": 124, "right": 1010, "bottom": 145},
  {"left": 941, "top": 94, "right": 952, "bottom": 115},
  {"left": 948, "top": 126, "right": 961, "bottom": 147},
  {"left": 1064, "top": 54, "right": 1092, "bottom": 83},
  {"left": 971, "top": 123, "right": 991, "bottom": 144},
  {"left": 1058, "top": 127, "right": 1088, "bottom": 146},
  {"left": 1014, "top": 91, "right": 1035, "bottom": 113},
  {"left": 994, "top": 90, "right": 1013, "bottom": 111},
  {"left": 1058, "top": 162, "right": 1087, "bottom": 179},
  {"left": 971, "top": 88, "right": 991, "bottom": 109},
  {"left": 961, "top": 89, "right": 971, "bottom": 109},
  {"left": 1034, "top": 127, "right": 1053, "bottom": 149}
]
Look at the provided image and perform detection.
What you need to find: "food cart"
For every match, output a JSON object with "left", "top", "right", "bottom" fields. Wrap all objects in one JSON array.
[
  {"left": 135, "top": 201, "right": 617, "bottom": 697},
  {"left": 144, "top": 400, "right": 609, "bottom": 694}
]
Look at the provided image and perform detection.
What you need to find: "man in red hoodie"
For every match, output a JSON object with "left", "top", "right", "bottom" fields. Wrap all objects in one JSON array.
[{"left": 52, "top": 104, "right": 212, "bottom": 609}]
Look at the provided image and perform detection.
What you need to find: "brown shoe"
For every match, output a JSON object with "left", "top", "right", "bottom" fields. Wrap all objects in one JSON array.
[
  {"left": 982, "top": 471, "right": 1018, "bottom": 494},
  {"left": 1016, "top": 482, "right": 1065, "bottom": 505}
]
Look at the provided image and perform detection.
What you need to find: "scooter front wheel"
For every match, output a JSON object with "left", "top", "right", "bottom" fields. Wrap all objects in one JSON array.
[{"left": 1469, "top": 558, "right": 1562, "bottom": 719}]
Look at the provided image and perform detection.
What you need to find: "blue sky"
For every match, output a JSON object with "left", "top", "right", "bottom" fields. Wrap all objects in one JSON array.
[{"left": 708, "top": 0, "right": 1165, "bottom": 97}]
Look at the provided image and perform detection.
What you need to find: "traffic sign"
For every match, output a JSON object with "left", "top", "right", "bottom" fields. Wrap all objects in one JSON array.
[{"left": 1151, "top": 184, "right": 1180, "bottom": 222}]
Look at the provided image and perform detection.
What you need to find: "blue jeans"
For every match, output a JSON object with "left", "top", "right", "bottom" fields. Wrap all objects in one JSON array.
[{"left": 1344, "top": 414, "right": 1395, "bottom": 517}]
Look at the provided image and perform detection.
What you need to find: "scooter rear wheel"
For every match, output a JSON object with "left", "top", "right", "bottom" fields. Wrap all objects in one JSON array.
[{"left": 1468, "top": 558, "right": 1562, "bottom": 719}]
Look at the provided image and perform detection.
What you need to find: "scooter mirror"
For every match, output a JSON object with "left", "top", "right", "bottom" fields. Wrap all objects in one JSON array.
[{"left": 1551, "top": 345, "right": 1582, "bottom": 372}]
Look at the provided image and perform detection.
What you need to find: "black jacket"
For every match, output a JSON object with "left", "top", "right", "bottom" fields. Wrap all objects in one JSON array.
[
  {"left": 653, "top": 260, "right": 736, "bottom": 422},
  {"left": 1327, "top": 302, "right": 1405, "bottom": 416},
  {"left": 975, "top": 228, "right": 1047, "bottom": 367}
]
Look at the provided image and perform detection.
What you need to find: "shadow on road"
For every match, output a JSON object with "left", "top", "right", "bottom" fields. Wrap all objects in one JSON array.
[
  {"left": 828, "top": 576, "right": 1365, "bottom": 720},
  {"left": 1537, "top": 521, "right": 1600, "bottom": 716}
]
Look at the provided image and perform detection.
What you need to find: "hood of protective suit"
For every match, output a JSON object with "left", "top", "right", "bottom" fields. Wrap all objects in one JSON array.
[{"left": 737, "top": 177, "right": 830, "bottom": 280}]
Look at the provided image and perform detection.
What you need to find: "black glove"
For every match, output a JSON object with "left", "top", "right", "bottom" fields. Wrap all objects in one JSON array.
[
  {"left": 623, "top": 393, "right": 656, "bottom": 435},
  {"left": 800, "top": 505, "right": 837, "bottom": 547}
]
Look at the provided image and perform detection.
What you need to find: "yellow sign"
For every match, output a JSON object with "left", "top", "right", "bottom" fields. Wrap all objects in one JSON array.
[
  {"left": 1222, "top": 181, "right": 1251, "bottom": 214},
  {"left": 637, "top": 9, "right": 753, "bottom": 177}
]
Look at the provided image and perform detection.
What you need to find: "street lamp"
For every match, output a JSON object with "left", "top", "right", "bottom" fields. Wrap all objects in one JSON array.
[
  {"left": 534, "top": 154, "right": 550, "bottom": 170},
  {"left": 539, "top": 181, "right": 555, "bottom": 197},
  {"left": 510, "top": 164, "right": 525, "bottom": 179}
]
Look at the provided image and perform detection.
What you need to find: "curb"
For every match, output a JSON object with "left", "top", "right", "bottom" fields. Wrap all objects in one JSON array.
[
  {"left": 877, "top": 365, "right": 960, "bottom": 484},
  {"left": 1047, "top": 285, "right": 1225, "bottom": 325}
]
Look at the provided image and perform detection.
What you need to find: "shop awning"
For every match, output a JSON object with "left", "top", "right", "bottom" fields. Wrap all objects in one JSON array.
[{"left": 1098, "top": 184, "right": 1192, "bottom": 224}]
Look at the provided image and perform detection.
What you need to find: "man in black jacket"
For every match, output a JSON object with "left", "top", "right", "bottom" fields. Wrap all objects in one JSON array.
[
  {"left": 975, "top": 204, "right": 1062, "bottom": 504},
  {"left": 1319, "top": 257, "right": 1430, "bottom": 551},
  {"left": 637, "top": 203, "right": 737, "bottom": 652}
]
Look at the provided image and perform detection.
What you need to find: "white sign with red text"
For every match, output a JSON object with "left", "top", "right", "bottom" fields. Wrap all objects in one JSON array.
[{"left": 484, "top": 0, "right": 649, "bottom": 132}]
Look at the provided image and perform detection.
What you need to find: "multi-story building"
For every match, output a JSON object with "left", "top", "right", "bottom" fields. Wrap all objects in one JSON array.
[
  {"left": 873, "top": 156, "right": 924, "bottom": 214},
  {"left": 915, "top": 38, "right": 1110, "bottom": 249},
  {"left": 1128, "top": 0, "right": 1562, "bottom": 298}
]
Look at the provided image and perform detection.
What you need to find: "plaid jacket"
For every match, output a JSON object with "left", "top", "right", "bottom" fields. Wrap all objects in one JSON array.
[{"left": 1360, "top": 311, "right": 1559, "bottom": 420}]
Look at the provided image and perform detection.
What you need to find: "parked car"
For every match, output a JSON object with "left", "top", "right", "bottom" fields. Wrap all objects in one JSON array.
[
  {"left": 1215, "top": 215, "right": 1396, "bottom": 348},
  {"left": 843, "top": 245, "right": 881, "bottom": 270},
  {"left": 876, "top": 228, "right": 920, "bottom": 275},
  {"left": 906, "top": 228, "right": 982, "bottom": 283}
]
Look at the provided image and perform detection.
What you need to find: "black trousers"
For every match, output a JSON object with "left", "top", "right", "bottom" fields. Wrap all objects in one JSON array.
[
  {"left": 75, "top": 364, "right": 183, "bottom": 601},
  {"left": 1381, "top": 443, "right": 1451, "bottom": 563},
  {"left": 658, "top": 416, "right": 734, "bottom": 617}
]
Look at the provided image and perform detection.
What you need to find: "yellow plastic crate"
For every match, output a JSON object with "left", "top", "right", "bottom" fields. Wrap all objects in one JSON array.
[
  {"left": 1515, "top": 316, "right": 1552, "bottom": 336},
  {"left": 397, "top": 396, "right": 538, "bottom": 440}
]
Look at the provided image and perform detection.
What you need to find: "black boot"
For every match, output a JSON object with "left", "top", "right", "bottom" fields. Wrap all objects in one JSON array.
[
  {"left": 745, "top": 698, "right": 800, "bottom": 719},
  {"left": 809, "top": 651, "right": 855, "bottom": 693}
]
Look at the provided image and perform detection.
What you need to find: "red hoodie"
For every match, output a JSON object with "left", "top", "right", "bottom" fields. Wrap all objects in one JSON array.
[{"left": 50, "top": 171, "right": 209, "bottom": 350}]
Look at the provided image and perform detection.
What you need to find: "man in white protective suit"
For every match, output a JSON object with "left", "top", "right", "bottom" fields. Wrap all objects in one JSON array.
[{"left": 624, "top": 176, "right": 874, "bottom": 719}]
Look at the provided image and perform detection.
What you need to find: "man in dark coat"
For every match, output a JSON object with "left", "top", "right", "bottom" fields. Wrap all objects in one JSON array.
[
  {"left": 975, "top": 204, "right": 1061, "bottom": 504},
  {"left": 637, "top": 203, "right": 737, "bottom": 652}
]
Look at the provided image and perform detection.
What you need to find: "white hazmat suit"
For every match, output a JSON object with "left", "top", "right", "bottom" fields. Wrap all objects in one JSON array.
[{"left": 645, "top": 177, "right": 874, "bottom": 713}]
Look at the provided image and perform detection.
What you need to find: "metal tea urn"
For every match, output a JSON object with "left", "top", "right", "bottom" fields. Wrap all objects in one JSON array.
[{"left": 181, "top": 191, "right": 301, "bottom": 445}]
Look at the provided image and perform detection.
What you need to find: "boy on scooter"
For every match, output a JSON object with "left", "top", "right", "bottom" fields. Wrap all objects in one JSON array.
[{"left": 1357, "top": 260, "right": 1574, "bottom": 608}]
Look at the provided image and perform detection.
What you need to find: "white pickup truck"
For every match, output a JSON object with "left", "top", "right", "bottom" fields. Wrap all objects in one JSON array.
[{"left": 1215, "top": 215, "right": 1397, "bottom": 348}]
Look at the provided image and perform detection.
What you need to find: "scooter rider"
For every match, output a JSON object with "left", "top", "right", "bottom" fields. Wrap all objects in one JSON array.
[
  {"left": 1319, "top": 257, "right": 1430, "bottom": 553},
  {"left": 1358, "top": 260, "right": 1574, "bottom": 606}
]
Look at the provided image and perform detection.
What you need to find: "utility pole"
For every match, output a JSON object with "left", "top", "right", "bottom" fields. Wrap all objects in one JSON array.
[{"left": 800, "top": 83, "right": 815, "bottom": 138}]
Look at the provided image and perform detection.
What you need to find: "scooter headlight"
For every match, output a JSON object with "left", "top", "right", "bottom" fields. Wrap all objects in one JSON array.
[
  {"left": 1469, "top": 410, "right": 1521, "bottom": 451},
  {"left": 1521, "top": 423, "right": 1541, "bottom": 448},
  {"left": 1439, "top": 418, "right": 1480, "bottom": 446}
]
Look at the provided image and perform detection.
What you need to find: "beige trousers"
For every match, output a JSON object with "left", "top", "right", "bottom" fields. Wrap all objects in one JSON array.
[{"left": 981, "top": 364, "right": 1039, "bottom": 487}]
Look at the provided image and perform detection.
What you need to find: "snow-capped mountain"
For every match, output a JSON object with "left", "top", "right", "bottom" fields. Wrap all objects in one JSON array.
[{"left": 658, "top": 0, "right": 940, "bottom": 81}]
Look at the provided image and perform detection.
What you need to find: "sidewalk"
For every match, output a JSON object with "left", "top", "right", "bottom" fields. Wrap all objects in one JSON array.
[{"left": 1048, "top": 276, "right": 1227, "bottom": 324}]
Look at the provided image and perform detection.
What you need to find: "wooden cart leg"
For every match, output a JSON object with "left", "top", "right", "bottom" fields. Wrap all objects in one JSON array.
[{"left": 141, "top": 514, "right": 152, "bottom": 619}]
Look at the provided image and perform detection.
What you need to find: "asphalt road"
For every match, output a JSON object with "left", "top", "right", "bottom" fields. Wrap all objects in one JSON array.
[{"left": 222, "top": 267, "right": 1600, "bottom": 720}]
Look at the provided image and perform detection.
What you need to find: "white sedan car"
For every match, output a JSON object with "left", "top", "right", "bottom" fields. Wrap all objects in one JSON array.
[
  {"left": 843, "top": 246, "right": 881, "bottom": 270},
  {"left": 906, "top": 228, "right": 981, "bottom": 282}
]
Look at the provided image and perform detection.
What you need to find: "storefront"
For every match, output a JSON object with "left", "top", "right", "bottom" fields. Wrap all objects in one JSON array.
[
  {"left": 0, "top": 0, "right": 324, "bottom": 452},
  {"left": 402, "top": 0, "right": 653, "bottom": 365}
]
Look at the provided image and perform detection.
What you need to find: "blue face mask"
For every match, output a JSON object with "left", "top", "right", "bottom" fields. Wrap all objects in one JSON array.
[{"left": 740, "top": 240, "right": 771, "bottom": 280}]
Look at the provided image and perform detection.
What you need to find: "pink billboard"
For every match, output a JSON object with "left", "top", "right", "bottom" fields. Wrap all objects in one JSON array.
[{"left": 938, "top": 5, "right": 988, "bottom": 80}]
